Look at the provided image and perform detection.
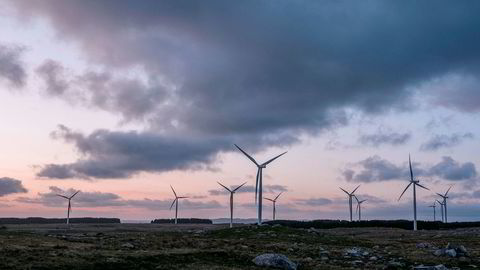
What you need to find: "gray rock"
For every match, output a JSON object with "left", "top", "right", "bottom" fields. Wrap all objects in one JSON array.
[
  {"left": 413, "top": 265, "right": 448, "bottom": 270},
  {"left": 121, "top": 243, "right": 134, "bottom": 249},
  {"left": 252, "top": 253, "right": 297, "bottom": 270},
  {"left": 445, "top": 249, "right": 457, "bottom": 257},
  {"left": 433, "top": 248, "right": 446, "bottom": 256},
  {"left": 345, "top": 247, "right": 363, "bottom": 257},
  {"left": 416, "top": 242, "right": 430, "bottom": 249}
]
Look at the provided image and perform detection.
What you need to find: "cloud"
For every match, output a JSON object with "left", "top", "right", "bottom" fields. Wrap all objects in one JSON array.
[
  {"left": 0, "top": 177, "right": 28, "bottom": 196},
  {"left": 428, "top": 156, "right": 477, "bottom": 181},
  {"left": 0, "top": 44, "right": 26, "bottom": 88},
  {"left": 359, "top": 131, "right": 411, "bottom": 147},
  {"left": 35, "top": 59, "right": 69, "bottom": 96},
  {"left": 16, "top": 186, "right": 222, "bottom": 210},
  {"left": 208, "top": 184, "right": 287, "bottom": 195},
  {"left": 344, "top": 156, "right": 477, "bottom": 183},
  {"left": 5, "top": 1, "right": 480, "bottom": 178},
  {"left": 420, "top": 133, "right": 474, "bottom": 151},
  {"left": 294, "top": 197, "right": 332, "bottom": 206}
]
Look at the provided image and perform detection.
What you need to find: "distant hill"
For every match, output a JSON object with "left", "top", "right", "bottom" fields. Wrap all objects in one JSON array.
[
  {"left": 151, "top": 218, "right": 212, "bottom": 224},
  {"left": 0, "top": 217, "right": 120, "bottom": 224},
  {"left": 211, "top": 218, "right": 261, "bottom": 224},
  {"left": 265, "top": 219, "right": 480, "bottom": 230}
]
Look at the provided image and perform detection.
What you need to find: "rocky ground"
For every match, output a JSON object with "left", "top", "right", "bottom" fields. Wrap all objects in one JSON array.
[{"left": 0, "top": 223, "right": 479, "bottom": 269}]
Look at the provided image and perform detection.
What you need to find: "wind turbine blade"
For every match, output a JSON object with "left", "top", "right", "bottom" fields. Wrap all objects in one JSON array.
[
  {"left": 255, "top": 169, "right": 259, "bottom": 205},
  {"left": 409, "top": 154, "right": 414, "bottom": 182},
  {"left": 232, "top": 182, "right": 247, "bottom": 192},
  {"left": 416, "top": 183, "right": 429, "bottom": 191},
  {"left": 69, "top": 190, "right": 80, "bottom": 199},
  {"left": 361, "top": 200, "right": 367, "bottom": 203},
  {"left": 261, "top": 151, "right": 287, "bottom": 166},
  {"left": 169, "top": 199, "right": 177, "bottom": 210},
  {"left": 57, "top": 194, "right": 69, "bottom": 199},
  {"left": 356, "top": 202, "right": 359, "bottom": 213},
  {"left": 264, "top": 198, "right": 274, "bottom": 202},
  {"left": 398, "top": 182, "right": 412, "bottom": 201},
  {"left": 339, "top": 187, "right": 349, "bottom": 195},
  {"left": 436, "top": 200, "right": 443, "bottom": 205},
  {"left": 274, "top": 192, "right": 283, "bottom": 201},
  {"left": 234, "top": 144, "right": 259, "bottom": 166},
  {"left": 178, "top": 196, "right": 189, "bottom": 199},
  {"left": 351, "top": 185, "right": 360, "bottom": 194},
  {"left": 353, "top": 195, "right": 359, "bottom": 203},
  {"left": 170, "top": 185, "right": 177, "bottom": 198},
  {"left": 217, "top": 181, "right": 232, "bottom": 192},
  {"left": 445, "top": 186, "right": 452, "bottom": 196},
  {"left": 436, "top": 192, "right": 445, "bottom": 198}
]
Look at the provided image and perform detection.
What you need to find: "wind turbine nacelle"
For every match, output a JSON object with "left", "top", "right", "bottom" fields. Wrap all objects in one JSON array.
[{"left": 259, "top": 165, "right": 267, "bottom": 168}]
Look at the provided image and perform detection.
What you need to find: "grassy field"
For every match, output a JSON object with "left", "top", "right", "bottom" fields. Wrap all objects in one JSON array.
[{"left": 0, "top": 223, "right": 478, "bottom": 269}]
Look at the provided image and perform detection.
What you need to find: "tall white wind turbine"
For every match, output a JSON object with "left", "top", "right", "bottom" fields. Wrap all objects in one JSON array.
[
  {"left": 339, "top": 185, "right": 360, "bottom": 222},
  {"left": 436, "top": 199, "right": 445, "bottom": 222},
  {"left": 429, "top": 202, "right": 437, "bottom": 222},
  {"left": 234, "top": 144, "right": 287, "bottom": 225},
  {"left": 436, "top": 186, "right": 452, "bottom": 223},
  {"left": 264, "top": 192, "right": 283, "bottom": 221},
  {"left": 169, "top": 186, "right": 188, "bottom": 225},
  {"left": 217, "top": 181, "right": 247, "bottom": 228},
  {"left": 398, "top": 155, "right": 429, "bottom": 231},
  {"left": 57, "top": 190, "right": 80, "bottom": 226},
  {"left": 354, "top": 196, "right": 367, "bottom": 221}
]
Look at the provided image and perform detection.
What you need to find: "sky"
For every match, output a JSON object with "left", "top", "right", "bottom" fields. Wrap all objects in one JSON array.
[{"left": 0, "top": 1, "right": 479, "bottom": 222}]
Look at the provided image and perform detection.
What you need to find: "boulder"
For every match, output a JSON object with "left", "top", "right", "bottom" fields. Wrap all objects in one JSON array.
[
  {"left": 252, "top": 253, "right": 297, "bottom": 270},
  {"left": 445, "top": 249, "right": 457, "bottom": 258}
]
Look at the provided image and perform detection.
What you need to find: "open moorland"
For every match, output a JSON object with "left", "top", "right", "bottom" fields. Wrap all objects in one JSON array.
[{"left": 0, "top": 222, "right": 479, "bottom": 269}]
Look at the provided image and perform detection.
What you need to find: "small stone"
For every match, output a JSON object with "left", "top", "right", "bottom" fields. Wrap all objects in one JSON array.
[
  {"left": 252, "top": 253, "right": 297, "bottom": 270},
  {"left": 445, "top": 249, "right": 457, "bottom": 257},
  {"left": 352, "top": 260, "right": 363, "bottom": 265},
  {"left": 121, "top": 243, "right": 134, "bottom": 249},
  {"left": 433, "top": 248, "right": 445, "bottom": 256},
  {"left": 459, "top": 256, "right": 468, "bottom": 262},
  {"left": 416, "top": 242, "right": 430, "bottom": 249},
  {"left": 373, "top": 245, "right": 379, "bottom": 249},
  {"left": 320, "top": 256, "right": 328, "bottom": 261},
  {"left": 369, "top": 256, "right": 377, "bottom": 261}
]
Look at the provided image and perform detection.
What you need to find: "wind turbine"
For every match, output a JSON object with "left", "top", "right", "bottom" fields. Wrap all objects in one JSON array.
[
  {"left": 217, "top": 181, "right": 247, "bottom": 228},
  {"left": 436, "top": 186, "right": 452, "bottom": 223},
  {"left": 339, "top": 185, "right": 360, "bottom": 222},
  {"left": 234, "top": 144, "right": 287, "bottom": 225},
  {"left": 57, "top": 190, "right": 80, "bottom": 226},
  {"left": 354, "top": 196, "right": 367, "bottom": 221},
  {"left": 398, "top": 155, "right": 429, "bottom": 231},
  {"left": 169, "top": 186, "right": 188, "bottom": 225},
  {"left": 428, "top": 202, "right": 437, "bottom": 222},
  {"left": 436, "top": 199, "right": 445, "bottom": 223},
  {"left": 264, "top": 192, "right": 283, "bottom": 221}
]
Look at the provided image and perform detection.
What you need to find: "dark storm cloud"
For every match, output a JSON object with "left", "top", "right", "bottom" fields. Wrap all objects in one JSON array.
[
  {"left": 0, "top": 44, "right": 26, "bottom": 88},
  {"left": 359, "top": 132, "right": 411, "bottom": 147},
  {"left": 16, "top": 186, "right": 222, "bottom": 209},
  {"left": 6, "top": 1, "right": 480, "bottom": 178},
  {"left": 344, "top": 156, "right": 477, "bottom": 183},
  {"left": 420, "top": 133, "right": 474, "bottom": 151},
  {"left": 0, "top": 177, "right": 28, "bottom": 196},
  {"left": 208, "top": 184, "right": 287, "bottom": 195}
]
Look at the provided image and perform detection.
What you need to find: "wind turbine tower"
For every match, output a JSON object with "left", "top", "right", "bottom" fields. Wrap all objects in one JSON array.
[
  {"left": 436, "top": 186, "right": 452, "bottom": 223},
  {"left": 57, "top": 190, "right": 80, "bottom": 226},
  {"left": 339, "top": 185, "right": 360, "bottom": 222},
  {"left": 398, "top": 155, "right": 429, "bottom": 231},
  {"left": 264, "top": 192, "right": 283, "bottom": 221},
  {"left": 429, "top": 202, "right": 437, "bottom": 222},
  {"left": 217, "top": 181, "right": 247, "bottom": 228},
  {"left": 354, "top": 196, "right": 367, "bottom": 221},
  {"left": 169, "top": 186, "right": 188, "bottom": 225},
  {"left": 234, "top": 144, "right": 287, "bottom": 225}
]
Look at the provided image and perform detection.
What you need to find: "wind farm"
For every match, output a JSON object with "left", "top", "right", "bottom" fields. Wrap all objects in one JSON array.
[{"left": 1, "top": 0, "right": 480, "bottom": 269}]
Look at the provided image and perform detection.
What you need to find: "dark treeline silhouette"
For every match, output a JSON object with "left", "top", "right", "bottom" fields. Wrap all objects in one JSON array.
[
  {"left": 151, "top": 218, "right": 212, "bottom": 224},
  {"left": 265, "top": 220, "right": 480, "bottom": 230},
  {"left": 0, "top": 217, "right": 120, "bottom": 224}
]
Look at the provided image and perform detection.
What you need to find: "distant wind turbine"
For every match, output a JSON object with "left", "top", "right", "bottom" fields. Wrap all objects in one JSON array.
[
  {"left": 354, "top": 196, "right": 367, "bottom": 221},
  {"left": 436, "top": 186, "right": 452, "bottom": 223},
  {"left": 339, "top": 185, "right": 360, "bottom": 222},
  {"left": 234, "top": 144, "right": 287, "bottom": 225},
  {"left": 428, "top": 202, "right": 437, "bottom": 222},
  {"left": 398, "top": 155, "right": 429, "bottom": 231},
  {"left": 169, "top": 186, "right": 188, "bottom": 225},
  {"left": 57, "top": 190, "right": 80, "bottom": 226},
  {"left": 264, "top": 192, "right": 283, "bottom": 221},
  {"left": 436, "top": 199, "right": 445, "bottom": 223},
  {"left": 217, "top": 181, "right": 247, "bottom": 228}
]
